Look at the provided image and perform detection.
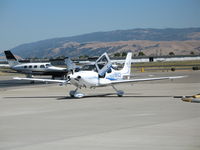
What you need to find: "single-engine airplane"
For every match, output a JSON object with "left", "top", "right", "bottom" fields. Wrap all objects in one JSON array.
[
  {"left": 4, "top": 50, "right": 68, "bottom": 79},
  {"left": 14, "top": 52, "right": 185, "bottom": 98}
]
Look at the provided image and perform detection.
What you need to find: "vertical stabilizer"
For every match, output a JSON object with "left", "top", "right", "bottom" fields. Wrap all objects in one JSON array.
[
  {"left": 121, "top": 52, "right": 132, "bottom": 78},
  {"left": 4, "top": 50, "right": 20, "bottom": 67}
]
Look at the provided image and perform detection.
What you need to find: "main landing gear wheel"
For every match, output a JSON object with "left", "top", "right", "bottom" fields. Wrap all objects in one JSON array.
[
  {"left": 117, "top": 90, "right": 124, "bottom": 97},
  {"left": 69, "top": 90, "right": 84, "bottom": 98},
  {"left": 112, "top": 85, "right": 124, "bottom": 97}
]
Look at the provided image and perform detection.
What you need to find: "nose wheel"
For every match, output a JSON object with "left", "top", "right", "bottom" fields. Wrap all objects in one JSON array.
[
  {"left": 116, "top": 90, "right": 124, "bottom": 97},
  {"left": 69, "top": 88, "right": 84, "bottom": 98}
]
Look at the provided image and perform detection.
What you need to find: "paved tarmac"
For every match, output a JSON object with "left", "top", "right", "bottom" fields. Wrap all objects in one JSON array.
[{"left": 0, "top": 71, "right": 200, "bottom": 150}]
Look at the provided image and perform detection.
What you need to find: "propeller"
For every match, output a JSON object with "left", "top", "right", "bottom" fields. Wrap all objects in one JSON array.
[{"left": 59, "top": 76, "right": 71, "bottom": 86}]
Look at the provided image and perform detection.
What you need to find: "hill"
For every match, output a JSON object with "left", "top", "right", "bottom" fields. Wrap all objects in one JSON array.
[{"left": 11, "top": 28, "right": 200, "bottom": 58}]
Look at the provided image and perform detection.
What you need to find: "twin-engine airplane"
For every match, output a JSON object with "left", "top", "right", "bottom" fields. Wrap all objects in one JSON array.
[
  {"left": 14, "top": 52, "right": 185, "bottom": 98},
  {"left": 4, "top": 50, "right": 68, "bottom": 79}
]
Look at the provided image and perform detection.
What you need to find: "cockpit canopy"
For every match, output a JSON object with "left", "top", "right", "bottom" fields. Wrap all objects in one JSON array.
[
  {"left": 79, "top": 64, "right": 112, "bottom": 73},
  {"left": 80, "top": 64, "right": 97, "bottom": 71}
]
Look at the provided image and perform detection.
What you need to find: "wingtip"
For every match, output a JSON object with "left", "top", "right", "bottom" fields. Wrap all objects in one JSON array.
[{"left": 170, "top": 75, "right": 187, "bottom": 79}]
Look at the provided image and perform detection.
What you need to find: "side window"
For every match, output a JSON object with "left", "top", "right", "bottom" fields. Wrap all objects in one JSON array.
[
  {"left": 40, "top": 65, "right": 45, "bottom": 68},
  {"left": 46, "top": 64, "right": 51, "bottom": 67},
  {"left": 34, "top": 65, "right": 37, "bottom": 68},
  {"left": 107, "top": 68, "right": 112, "bottom": 73},
  {"left": 24, "top": 66, "right": 27, "bottom": 68},
  {"left": 29, "top": 66, "right": 32, "bottom": 68}
]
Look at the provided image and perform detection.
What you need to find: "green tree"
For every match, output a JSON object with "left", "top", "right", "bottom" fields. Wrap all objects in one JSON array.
[
  {"left": 114, "top": 52, "right": 121, "bottom": 57},
  {"left": 190, "top": 51, "right": 195, "bottom": 55},
  {"left": 79, "top": 55, "right": 89, "bottom": 59},
  {"left": 138, "top": 52, "right": 145, "bottom": 56},
  {"left": 169, "top": 52, "right": 175, "bottom": 56},
  {"left": 122, "top": 52, "right": 127, "bottom": 57}
]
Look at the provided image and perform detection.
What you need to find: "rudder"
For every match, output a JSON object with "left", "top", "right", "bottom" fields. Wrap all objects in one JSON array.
[
  {"left": 121, "top": 52, "right": 132, "bottom": 78},
  {"left": 4, "top": 50, "right": 20, "bottom": 67}
]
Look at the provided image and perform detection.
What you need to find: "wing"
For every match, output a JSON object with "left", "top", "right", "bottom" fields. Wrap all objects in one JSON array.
[
  {"left": 0, "top": 64, "right": 10, "bottom": 67},
  {"left": 13, "top": 77, "right": 68, "bottom": 84},
  {"left": 109, "top": 76, "right": 186, "bottom": 85}
]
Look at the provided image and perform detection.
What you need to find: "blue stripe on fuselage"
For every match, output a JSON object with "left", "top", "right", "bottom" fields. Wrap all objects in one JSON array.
[
  {"left": 106, "top": 72, "right": 122, "bottom": 81},
  {"left": 106, "top": 77, "right": 117, "bottom": 81}
]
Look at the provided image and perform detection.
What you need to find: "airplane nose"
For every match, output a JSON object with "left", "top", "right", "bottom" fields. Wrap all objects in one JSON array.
[
  {"left": 74, "top": 76, "right": 81, "bottom": 81},
  {"left": 66, "top": 75, "right": 71, "bottom": 81}
]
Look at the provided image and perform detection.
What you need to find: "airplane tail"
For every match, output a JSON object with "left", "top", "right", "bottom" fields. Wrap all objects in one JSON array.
[
  {"left": 121, "top": 52, "right": 132, "bottom": 78},
  {"left": 4, "top": 50, "right": 20, "bottom": 67}
]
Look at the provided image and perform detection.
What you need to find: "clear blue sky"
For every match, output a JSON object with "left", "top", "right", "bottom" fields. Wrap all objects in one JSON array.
[{"left": 0, "top": 0, "right": 200, "bottom": 50}]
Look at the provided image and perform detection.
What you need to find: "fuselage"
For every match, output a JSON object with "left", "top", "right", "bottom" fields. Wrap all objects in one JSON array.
[
  {"left": 12, "top": 62, "right": 67, "bottom": 76},
  {"left": 68, "top": 67, "right": 124, "bottom": 88}
]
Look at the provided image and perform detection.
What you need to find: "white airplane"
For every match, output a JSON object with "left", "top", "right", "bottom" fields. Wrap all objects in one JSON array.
[
  {"left": 14, "top": 52, "right": 185, "bottom": 98},
  {"left": 4, "top": 50, "right": 68, "bottom": 79}
]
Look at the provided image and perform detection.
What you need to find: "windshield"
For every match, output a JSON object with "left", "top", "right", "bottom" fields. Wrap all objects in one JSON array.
[
  {"left": 45, "top": 64, "right": 52, "bottom": 68},
  {"left": 81, "top": 64, "right": 97, "bottom": 71}
]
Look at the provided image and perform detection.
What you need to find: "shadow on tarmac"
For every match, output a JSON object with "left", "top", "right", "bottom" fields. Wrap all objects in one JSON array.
[{"left": 4, "top": 93, "right": 173, "bottom": 100}]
